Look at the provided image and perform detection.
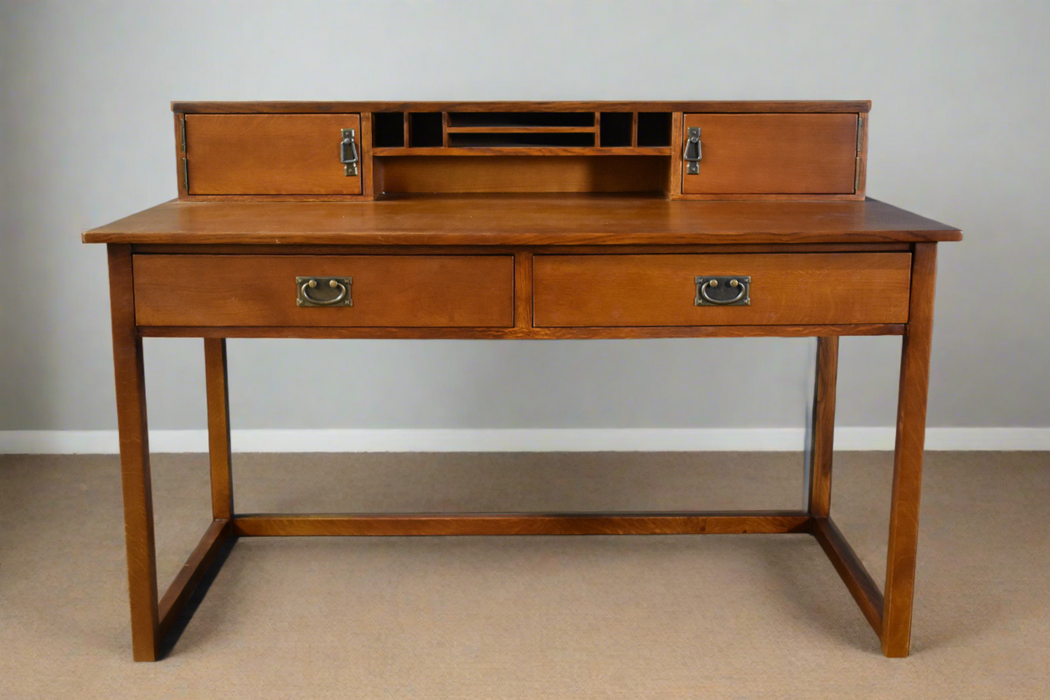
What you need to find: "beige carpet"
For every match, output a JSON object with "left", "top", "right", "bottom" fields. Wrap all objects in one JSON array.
[{"left": 1, "top": 451, "right": 1047, "bottom": 699}]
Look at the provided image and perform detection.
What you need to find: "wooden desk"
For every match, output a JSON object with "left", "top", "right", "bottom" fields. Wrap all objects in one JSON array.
[{"left": 84, "top": 101, "right": 961, "bottom": 660}]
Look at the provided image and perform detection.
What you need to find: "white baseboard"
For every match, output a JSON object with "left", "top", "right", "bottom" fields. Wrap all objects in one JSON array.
[{"left": 1, "top": 427, "right": 1048, "bottom": 455}]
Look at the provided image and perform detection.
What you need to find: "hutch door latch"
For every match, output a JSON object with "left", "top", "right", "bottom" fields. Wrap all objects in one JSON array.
[
  {"left": 684, "top": 127, "right": 702, "bottom": 175},
  {"left": 340, "top": 128, "right": 359, "bottom": 177}
]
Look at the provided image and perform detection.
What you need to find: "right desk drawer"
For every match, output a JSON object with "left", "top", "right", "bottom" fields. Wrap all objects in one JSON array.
[{"left": 533, "top": 253, "right": 911, "bottom": 327}]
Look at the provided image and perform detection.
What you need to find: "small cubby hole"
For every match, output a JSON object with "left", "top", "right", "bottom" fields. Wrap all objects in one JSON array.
[
  {"left": 637, "top": 112, "right": 672, "bottom": 147},
  {"left": 448, "top": 112, "right": 594, "bottom": 128},
  {"left": 373, "top": 112, "right": 405, "bottom": 148},
  {"left": 448, "top": 132, "right": 596, "bottom": 148},
  {"left": 599, "top": 112, "right": 633, "bottom": 147},
  {"left": 409, "top": 113, "right": 443, "bottom": 147}
]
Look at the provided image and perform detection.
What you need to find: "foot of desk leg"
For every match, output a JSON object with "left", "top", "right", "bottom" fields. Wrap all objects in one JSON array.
[{"left": 881, "top": 243, "right": 937, "bottom": 658}]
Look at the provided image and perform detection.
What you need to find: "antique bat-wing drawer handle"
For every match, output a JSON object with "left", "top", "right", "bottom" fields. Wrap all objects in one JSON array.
[
  {"left": 694, "top": 275, "right": 751, "bottom": 306},
  {"left": 296, "top": 276, "right": 353, "bottom": 307}
]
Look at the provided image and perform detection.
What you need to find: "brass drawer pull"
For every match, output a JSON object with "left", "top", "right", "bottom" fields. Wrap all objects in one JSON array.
[
  {"left": 297, "top": 276, "right": 353, "bottom": 307},
  {"left": 695, "top": 275, "right": 750, "bottom": 306}
]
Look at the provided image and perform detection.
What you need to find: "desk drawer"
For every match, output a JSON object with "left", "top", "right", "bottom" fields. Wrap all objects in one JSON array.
[
  {"left": 133, "top": 255, "right": 514, "bottom": 328},
  {"left": 533, "top": 253, "right": 911, "bottom": 327}
]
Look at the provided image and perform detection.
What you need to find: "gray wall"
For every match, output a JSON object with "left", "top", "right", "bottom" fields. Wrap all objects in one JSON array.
[{"left": 1, "top": 0, "right": 1048, "bottom": 433}]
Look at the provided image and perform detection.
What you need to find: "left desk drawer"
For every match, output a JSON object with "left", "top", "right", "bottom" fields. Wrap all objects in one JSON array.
[{"left": 133, "top": 255, "right": 515, "bottom": 328}]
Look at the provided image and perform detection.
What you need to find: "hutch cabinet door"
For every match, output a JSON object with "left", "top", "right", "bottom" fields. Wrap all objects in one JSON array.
[
  {"left": 681, "top": 113, "right": 859, "bottom": 195},
  {"left": 183, "top": 114, "right": 363, "bottom": 195}
]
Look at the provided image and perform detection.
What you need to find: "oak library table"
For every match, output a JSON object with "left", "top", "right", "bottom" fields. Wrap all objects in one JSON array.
[{"left": 83, "top": 101, "right": 961, "bottom": 660}]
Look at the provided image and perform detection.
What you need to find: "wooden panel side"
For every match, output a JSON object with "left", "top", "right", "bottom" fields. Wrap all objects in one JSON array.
[
  {"left": 669, "top": 112, "right": 684, "bottom": 199},
  {"left": 856, "top": 113, "right": 869, "bottom": 197},
  {"left": 359, "top": 112, "right": 375, "bottom": 200},
  {"left": 174, "top": 113, "right": 188, "bottom": 199}
]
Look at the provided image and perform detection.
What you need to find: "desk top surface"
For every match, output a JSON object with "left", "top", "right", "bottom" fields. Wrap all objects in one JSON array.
[{"left": 83, "top": 196, "right": 961, "bottom": 247}]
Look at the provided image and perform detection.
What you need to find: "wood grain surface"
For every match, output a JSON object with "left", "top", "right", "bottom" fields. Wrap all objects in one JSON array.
[
  {"left": 808, "top": 336, "right": 839, "bottom": 518},
  {"left": 374, "top": 156, "right": 669, "bottom": 194},
  {"left": 107, "top": 244, "right": 160, "bottom": 661},
  {"left": 137, "top": 323, "right": 906, "bottom": 340},
  {"left": 133, "top": 254, "right": 514, "bottom": 328},
  {"left": 682, "top": 113, "right": 859, "bottom": 195},
  {"left": 533, "top": 253, "right": 912, "bottom": 327},
  {"left": 185, "top": 114, "right": 362, "bottom": 195},
  {"left": 83, "top": 197, "right": 961, "bottom": 246},
  {"left": 882, "top": 242, "right": 938, "bottom": 657},
  {"left": 232, "top": 511, "right": 813, "bottom": 537},
  {"left": 204, "top": 339, "right": 233, "bottom": 520}
]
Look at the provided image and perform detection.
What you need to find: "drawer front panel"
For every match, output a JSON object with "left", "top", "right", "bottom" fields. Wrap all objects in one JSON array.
[
  {"left": 682, "top": 113, "right": 859, "bottom": 195},
  {"left": 185, "top": 114, "right": 363, "bottom": 195},
  {"left": 134, "top": 255, "right": 514, "bottom": 327},
  {"left": 533, "top": 253, "right": 911, "bottom": 327}
]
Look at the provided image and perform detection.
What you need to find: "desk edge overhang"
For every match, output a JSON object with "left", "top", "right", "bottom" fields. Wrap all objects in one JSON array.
[
  {"left": 82, "top": 231, "right": 963, "bottom": 245},
  {"left": 81, "top": 198, "right": 962, "bottom": 246}
]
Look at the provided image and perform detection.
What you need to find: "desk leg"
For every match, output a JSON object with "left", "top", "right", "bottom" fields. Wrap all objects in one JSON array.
[
  {"left": 108, "top": 245, "right": 160, "bottom": 661},
  {"left": 205, "top": 339, "right": 233, "bottom": 519},
  {"left": 881, "top": 243, "right": 937, "bottom": 657},
  {"left": 808, "top": 336, "right": 839, "bottom": 518}
]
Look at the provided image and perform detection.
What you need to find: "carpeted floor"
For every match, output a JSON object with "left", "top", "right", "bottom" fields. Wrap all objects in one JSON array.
[{"left": 1, "top": 451, "right": 1047, "bottom": 699}]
